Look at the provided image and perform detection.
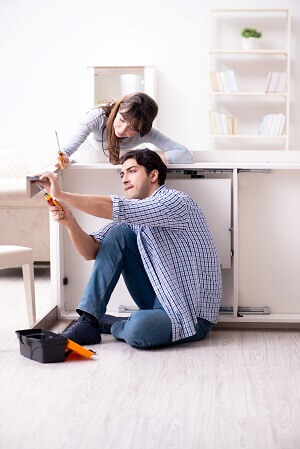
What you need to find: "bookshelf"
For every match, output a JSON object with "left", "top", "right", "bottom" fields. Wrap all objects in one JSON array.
[{"left": 209, "top": 9, "right": 290, "bottom": 150}]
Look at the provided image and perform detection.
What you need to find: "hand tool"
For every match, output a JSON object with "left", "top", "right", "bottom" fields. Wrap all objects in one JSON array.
[
  {"left": 37, "top": 183, "right": 63, "bottom": 210},
  {"left": 55, "top": 130, "right": 66, "bottom": 169}
]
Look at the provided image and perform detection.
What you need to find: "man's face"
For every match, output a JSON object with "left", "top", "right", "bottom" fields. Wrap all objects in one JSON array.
[{"left": 120, "top": 158, "right": 157, "bottom": 200}]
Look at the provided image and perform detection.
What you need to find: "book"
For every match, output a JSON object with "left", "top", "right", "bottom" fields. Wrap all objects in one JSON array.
[
  {"left": 219, "top": 72, "right": 229, "bottom": 92},
  {"left": 258, "top": 115, "right": 267, "bottom": 135},
  {"left": 266, "top": 72, "right": 287, "bottom": 93},
  {"left": 233, "top": 117, "right": 238, "bottom": 135},
  {"left": 276, "top": 72, "right": 287, "bottom": 93},
  {"left": 265, "top": 72, "right": 272, "bottom": 93},
  {"left": 268, "top": 73, "right": 280, "bottom": 93},
  {"left": 228, "top": 70, "right": 238, "bottom": 92},
  {"left": 209, "top": 72, "right": 218, "bottom": 92},
  {"left": 209, "top": 110, "right": 218, "bottom": 134},
  {"left": 278, "top": 114, "right": 286, "bottom": 135}
]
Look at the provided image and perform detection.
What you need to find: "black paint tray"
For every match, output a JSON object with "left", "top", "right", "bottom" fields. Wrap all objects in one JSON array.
[{"left": 16, "top": 329, "right": 68, "bottom": 363}]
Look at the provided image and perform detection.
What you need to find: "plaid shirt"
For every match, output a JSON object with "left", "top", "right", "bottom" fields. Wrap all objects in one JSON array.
[{"left": 91, "top": 185, "right": 222, "bottom": 342}]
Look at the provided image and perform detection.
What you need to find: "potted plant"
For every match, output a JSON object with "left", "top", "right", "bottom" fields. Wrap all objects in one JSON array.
[{"left": 241, "top": 28, "right": 262, "bottom": 50}]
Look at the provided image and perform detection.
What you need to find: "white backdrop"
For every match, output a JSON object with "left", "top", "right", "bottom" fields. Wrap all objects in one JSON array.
[{"left": 0, "top": 0, "right": 299, "bottom": 170}]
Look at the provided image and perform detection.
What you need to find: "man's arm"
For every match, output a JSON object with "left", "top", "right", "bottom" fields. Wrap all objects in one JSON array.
[
  {"left": 50, "top": 204, "right": 99, "bottom": 260},
  {"left": 38, "top": 172, "right": 113, "bottom": 219}
]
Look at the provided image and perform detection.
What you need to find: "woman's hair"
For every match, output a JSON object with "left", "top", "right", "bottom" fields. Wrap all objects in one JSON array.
[
  {"left": 95, "top": 92, "right": 158, "bottom": 165},
  {"left": 120, "top": 148, "right": 167, "bottom": 186}
]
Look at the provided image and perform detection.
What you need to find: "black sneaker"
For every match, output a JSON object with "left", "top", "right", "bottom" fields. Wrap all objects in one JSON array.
[
  {"left": 61, "top": 316, "right": 101, "bottom": 345},
  {"left": 98, "top": 314, "right": 127, "bottom": 334}
]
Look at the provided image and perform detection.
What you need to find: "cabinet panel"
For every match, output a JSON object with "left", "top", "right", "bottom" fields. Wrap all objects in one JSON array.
[
  {"left": 165, "top": 176, "right": 232, "bottom": 269},
  {"left": 238, "top": 170, "right": 300, "bottom": 313}
]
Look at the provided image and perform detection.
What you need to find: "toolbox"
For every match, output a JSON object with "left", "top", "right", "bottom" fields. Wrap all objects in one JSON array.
[{"left": 16, "top": 329, "right": 95, "bottom": 363}]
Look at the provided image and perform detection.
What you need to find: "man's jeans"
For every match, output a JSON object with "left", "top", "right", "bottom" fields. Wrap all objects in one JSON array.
[{"left": 78, "top": 226, "right": 213, "bottom": 348}]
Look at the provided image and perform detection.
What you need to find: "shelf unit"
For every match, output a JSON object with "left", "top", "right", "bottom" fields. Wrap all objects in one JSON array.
[{"left": 209, "top": 9, "right": 290, "bottom": 151}]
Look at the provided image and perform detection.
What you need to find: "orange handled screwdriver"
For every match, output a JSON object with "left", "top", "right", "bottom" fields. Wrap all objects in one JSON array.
[
  {"left": 55, "top": 131, "right": 66, "bottom": 169},
  {"left": 58, "top": 151, "right": 66, "bottom": 169},
  {"left": 37, "top": 184, "right": 63, "bottom": 210}
]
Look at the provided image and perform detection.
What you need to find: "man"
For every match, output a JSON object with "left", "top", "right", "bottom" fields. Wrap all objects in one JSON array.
[{"left": 39, "top": 148, "right": 222, "bottom": 348}]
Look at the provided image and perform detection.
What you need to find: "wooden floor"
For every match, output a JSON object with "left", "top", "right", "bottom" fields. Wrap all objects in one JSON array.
[{"left": 1, "top": 268, "right": 300, "bottom": 449}]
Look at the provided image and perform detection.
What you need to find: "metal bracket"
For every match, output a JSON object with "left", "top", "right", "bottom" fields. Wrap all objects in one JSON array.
[
  {"left": 118, "top": 305, "right": 139, "bottom": 313},
  {"left": 118, "top": 305, "right": 270, "bottom": 316},
  {"left": 167, "top": 169, "right": 233, "bottom": 175},
  {"left": 237, "top": 169, "right": 271, "bottom": 174},
  {"left": 219, "top": 306, "right": 270, "bottom": 315}
]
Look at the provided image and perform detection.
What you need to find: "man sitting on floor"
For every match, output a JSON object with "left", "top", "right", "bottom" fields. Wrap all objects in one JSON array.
[{"left": 38, "top": 148, "right": 222, "bottom": 348}]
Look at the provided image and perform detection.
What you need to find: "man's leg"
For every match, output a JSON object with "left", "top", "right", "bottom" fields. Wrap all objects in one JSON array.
[
  {"left": 111, "top": 298, "right": 213, "bottom": 349},
  {"left": 111, "top": 298, "right": 173, "bottom": 348},
  {"left": 62, "top": 226, "right": 156, "bottom": 344},
  {"left": 77, "top": 226, "right": 156, "bottom": 320}
]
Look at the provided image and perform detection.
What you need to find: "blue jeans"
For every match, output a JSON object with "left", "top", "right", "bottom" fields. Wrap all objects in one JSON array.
[{"left": 78, "top": 226, "right": 213, "bottom": 348}]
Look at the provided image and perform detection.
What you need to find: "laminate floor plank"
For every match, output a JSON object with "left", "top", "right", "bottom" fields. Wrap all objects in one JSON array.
[{"left": 1, "top": 270, "right": 300, "bottom": 449}]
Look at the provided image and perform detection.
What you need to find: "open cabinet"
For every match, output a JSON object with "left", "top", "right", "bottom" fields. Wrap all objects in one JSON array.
[{"left": 38, "top": 161, "right": 300, "bottom": 330}]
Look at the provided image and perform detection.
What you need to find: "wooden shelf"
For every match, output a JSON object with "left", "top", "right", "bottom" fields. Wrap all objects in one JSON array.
[
  {"left": 218, "top": 314, "right": 300, "bottom": 323},
  {"left": 210, "top": 50, "right": 288, "bottom": 55},
  {"left": 209, "top": 92, "right": 287, "bottom": 96},
  {"left": 210, "top": 9, "right": 289, "bottom": 13},
  {"left": 209, "top": 135, "right": 287, "bottom": 138}
]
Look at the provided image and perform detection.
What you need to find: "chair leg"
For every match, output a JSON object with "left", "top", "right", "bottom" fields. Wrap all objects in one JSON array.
[{"left": 22, "top": 263, "right": 36, "bottom": 327}]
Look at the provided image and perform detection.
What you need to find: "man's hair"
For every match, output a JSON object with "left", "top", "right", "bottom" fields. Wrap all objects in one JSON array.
[{"left": 120, "top": 148, "right": 167, "bottom": 186}]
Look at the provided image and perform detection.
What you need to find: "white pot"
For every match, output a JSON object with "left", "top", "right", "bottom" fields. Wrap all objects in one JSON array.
[{"left": 242, "top": 37, "right": 256, "bottom": 50}]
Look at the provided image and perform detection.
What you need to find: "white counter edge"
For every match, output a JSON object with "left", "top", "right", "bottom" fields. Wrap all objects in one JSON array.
[{"left": 67, "top": 162, "right": 300, "bottom": 170}]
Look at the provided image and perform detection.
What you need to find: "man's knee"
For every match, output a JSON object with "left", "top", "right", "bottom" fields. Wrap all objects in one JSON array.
[
  {"left": 122, "top": 311, "right": 172, "bottom": 348},
  {"left": 105, "top": 226, "right": 136, "bottom": 244},
  {"left": 122, "top": 312, "right": 148, "bottom": 347}
]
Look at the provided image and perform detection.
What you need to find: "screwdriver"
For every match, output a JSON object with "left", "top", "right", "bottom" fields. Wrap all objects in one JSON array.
[
  {"left": 55, "top": 131, "right": 66, "bottom": 169},
  {"left": 37, "top": 184, "right": 63, "bottom": 210}
]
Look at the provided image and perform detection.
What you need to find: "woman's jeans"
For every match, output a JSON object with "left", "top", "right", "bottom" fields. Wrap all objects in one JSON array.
[{"left": 78, "top": 226, "right": 213, "bottom": 348}]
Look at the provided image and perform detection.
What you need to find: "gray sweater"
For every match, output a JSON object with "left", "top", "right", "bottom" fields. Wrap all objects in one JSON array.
[{"left": 61, "top": 108, "right": 194, "bottom": 164}]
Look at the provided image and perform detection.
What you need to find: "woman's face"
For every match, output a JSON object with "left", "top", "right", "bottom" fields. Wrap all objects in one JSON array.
[{"left": 113, "top": 112, "right": 138, "bottom": 138}]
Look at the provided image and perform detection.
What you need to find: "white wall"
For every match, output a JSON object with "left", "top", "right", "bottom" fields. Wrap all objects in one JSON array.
[{"left": 0, "top": 0, "right": 299, "bottom": 169}]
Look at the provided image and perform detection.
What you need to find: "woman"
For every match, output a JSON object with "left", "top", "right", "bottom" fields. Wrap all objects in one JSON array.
[{"left": 55, "top": 92, "right": 194, "bottom": 168}]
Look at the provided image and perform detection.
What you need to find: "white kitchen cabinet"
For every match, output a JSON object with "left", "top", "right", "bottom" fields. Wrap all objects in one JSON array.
[{"left": 38, "top": 160, "right": 300, "bottom": 329}]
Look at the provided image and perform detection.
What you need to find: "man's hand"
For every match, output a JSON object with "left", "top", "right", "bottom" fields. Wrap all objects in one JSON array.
[
  {"left": 38, "top": 172, "right": 62, "bottom": 201},
  {"left": 35, "top": 171, "right": 113, "bottom": 220},
  {"left": 50, "top": 203, "right": 99, "bottom": 260},
  {"left": 49, "top": 203, "right": 74, "bottom": 229}
]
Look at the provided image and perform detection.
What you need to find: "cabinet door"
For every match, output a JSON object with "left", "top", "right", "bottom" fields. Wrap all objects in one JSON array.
[{"left": 165, "top": 176, "right": 232, "bottom": 269}]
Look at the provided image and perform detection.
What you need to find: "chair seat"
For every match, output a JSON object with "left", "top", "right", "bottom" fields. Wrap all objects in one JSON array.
[{"left": 0, "top": 245, "right": 33, "bottom": 270}]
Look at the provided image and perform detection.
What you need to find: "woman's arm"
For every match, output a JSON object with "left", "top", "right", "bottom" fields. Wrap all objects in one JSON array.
[
  {"left": 60, "top": 108, "right": 106, "bottom": 158},
  {"left": 145, "top": 128, "right": 194, "bottom": 164}
]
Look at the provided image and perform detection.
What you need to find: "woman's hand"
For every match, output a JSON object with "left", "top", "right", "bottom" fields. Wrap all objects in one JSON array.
[{"left": 54, "top": 151, "right": 70, "bottom": 170}]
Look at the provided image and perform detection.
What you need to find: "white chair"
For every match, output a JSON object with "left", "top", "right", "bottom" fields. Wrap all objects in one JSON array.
[{"left": 0, "top": 245, "right": 36, "bottom": 326}]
